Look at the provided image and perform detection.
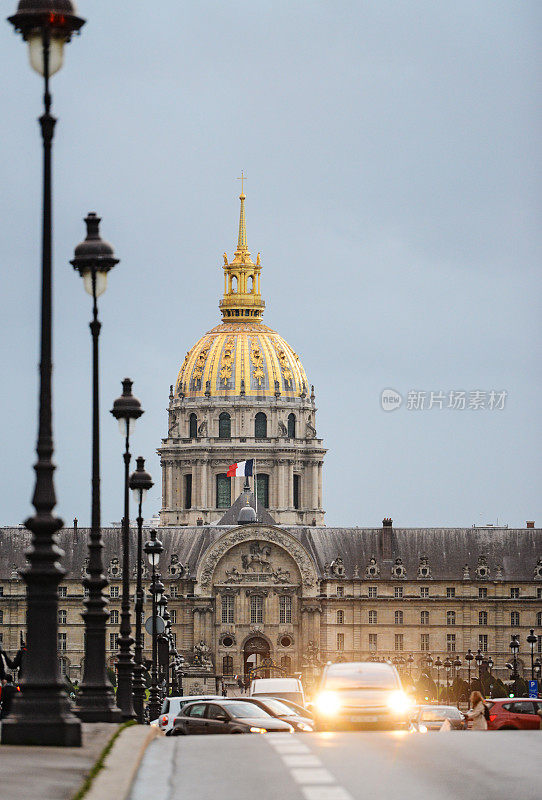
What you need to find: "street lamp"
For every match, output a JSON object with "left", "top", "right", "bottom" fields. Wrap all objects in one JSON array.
[
  {"left": 526, "top": 629, "right": 538, "bottom": 680},
  {"left": 487, "top": 657, "right": 494, "bottom": 675},
  {"left": 111, "top": 378, "right": 143, "bottom": 720},
  {"left": 465, "top": 649, "right": 474, "bottom": 701},
  {"left": 509, "top": 634, "right": 520, "bottom": 681},
  {"left": 443, "top": 657, "right": 452, "bottom": 704},
  {"left": 534, "top": 659, "right": 541, "bottom": 684},
  {"left": 71, "top": 213, "right": 120, "bottom": 723},
  {"left": 3, "top": 0, "right": 85, "bottom": 748},
  {"left": 144, "top": 530, "right": 164, "bottom": 721},
  {"left": 434, "top": 656, "right": 443, "bottom": 701},
  {"left": 452, "top": 656, "right": 462, "bottom": 707},
  {"left": 475, "top": 649, "right": 483, "bottom": 683},
  {"left": 407, "top": 653, "right": 414, "bottom": 678},
  {"left": 129, "top": 456, "right": 153, "bottom": 723}
]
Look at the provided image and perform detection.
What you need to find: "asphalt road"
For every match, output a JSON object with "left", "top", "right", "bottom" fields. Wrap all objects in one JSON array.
[{"left": 129, "top": 731, "right": 542, "bottom": 800}]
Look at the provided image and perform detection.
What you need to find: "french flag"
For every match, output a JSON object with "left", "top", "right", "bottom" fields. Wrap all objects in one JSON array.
[{"left": 227, "top": 459, "right": 254, "bottom": 477}]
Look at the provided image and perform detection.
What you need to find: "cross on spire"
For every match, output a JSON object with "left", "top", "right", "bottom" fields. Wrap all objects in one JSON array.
[{"left": 237, "top": 171, "right": 246, "bottom": 196}]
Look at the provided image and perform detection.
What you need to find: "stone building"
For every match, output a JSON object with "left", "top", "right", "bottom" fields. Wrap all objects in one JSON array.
[{"left": 158, "top": 189, "right": 325, "bottom": 526}]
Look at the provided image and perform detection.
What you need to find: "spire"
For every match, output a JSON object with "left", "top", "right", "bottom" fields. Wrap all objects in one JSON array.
[{"left": 219, "top": 181, "right": 265, "bottom": 323}]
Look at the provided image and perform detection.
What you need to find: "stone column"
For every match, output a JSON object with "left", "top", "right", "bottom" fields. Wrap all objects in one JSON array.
[{"left": 311, "top": 462, "right": 319, "bottom": 510}]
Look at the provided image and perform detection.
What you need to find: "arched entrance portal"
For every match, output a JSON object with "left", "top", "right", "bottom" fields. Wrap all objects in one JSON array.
[{"left": 243, "top": 636, "right": 270, "bottom": 678}]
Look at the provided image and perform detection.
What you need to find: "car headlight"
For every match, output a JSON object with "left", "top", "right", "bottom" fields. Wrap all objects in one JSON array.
[
  {"left": 249, "top": 726, "right": 267, "bottom": 734},
  {"left": 296, "top": 722, "right": 314, "bottom": 732},
  {"left": 315, "top": 691, "right": 342, "bottom": 716},
  {"left": 386, "top": 691, "right": 414, "bottom": 714},
  {"left": 418, "top": 724, "right": 428, "bottom": 733}
]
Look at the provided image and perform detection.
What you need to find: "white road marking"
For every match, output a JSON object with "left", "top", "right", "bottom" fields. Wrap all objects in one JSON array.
[
  {"left": 290, "top": 768, "right": 335, "bottom": 785},
  {"left": 282, "top": 755, "right": 322, "bottom": 768},
  {"left": 301, "top": 788, "right": 354, "bottom": 800},
  {"left": 269, "top": 743, "right": 311, "bottom": 754}
]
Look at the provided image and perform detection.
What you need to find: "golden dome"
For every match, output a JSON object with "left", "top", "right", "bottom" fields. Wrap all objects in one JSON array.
[{"left": 175, "top": 186, "right": 309, "bottom": 400}]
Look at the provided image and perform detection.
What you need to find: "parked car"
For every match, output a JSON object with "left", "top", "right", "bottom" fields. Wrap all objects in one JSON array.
[
  {"left": 410, "top": 705, "right": 466, "bottom": 732},
  {"left": 249, "top": 677, "right": 305, "bottom": 706},
  {"left": 313, "top": 661, "right": 412, "bottom": 731},
  {"left": 152, "top": 695, "right": 222, "bottom": 734},
  {"left": 486, "top": 698, "right": 542, "bottom": 730},
  {"left": 171, "top": 699, "right": 295, "bottom": 735},
  {"left": 277, "top": 698, "right": 313, "bottom": 719},
  {"left": 239, "top": 696, "right": 314, "bottom": 731}
]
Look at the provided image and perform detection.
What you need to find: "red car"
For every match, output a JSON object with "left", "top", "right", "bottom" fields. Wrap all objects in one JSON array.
[{"left": 486, "top": 698, "right": 542, "bottom": 730}]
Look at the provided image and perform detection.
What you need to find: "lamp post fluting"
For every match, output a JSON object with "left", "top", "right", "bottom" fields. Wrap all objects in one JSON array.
[
  {"left": 144, "top": 530, "right": 164, "bottom": 721},
  {"left": 3, "top": 0, "right": 84, "bottom": 748},
  {"left": 526, "top": 629, "right": 537, "bottom": 680},
  {"left": 71, "top": 213, "right": 120, "bottom": 722},
  {"left": 111, "top": 379, "right": 143, "bottom": 720},
  {"left": 129, "top": 457, "right": 153, "bottom": 723}
]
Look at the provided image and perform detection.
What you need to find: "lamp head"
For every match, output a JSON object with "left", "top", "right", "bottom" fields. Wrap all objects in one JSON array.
[
  {"left": 111, "top": 378, "right": 143, "bottom": 437},
  {"left": 144, "top": 529, "right": 163, "bottom": 567},
  {"left": 129, "top": 456, "right": 154, "bottom": 501},
  {"left": 8, "top": 1, "right": 85, "bottom": 76},
  {"left": 71, "top": 213, "right": 119, "bottom": 298}
]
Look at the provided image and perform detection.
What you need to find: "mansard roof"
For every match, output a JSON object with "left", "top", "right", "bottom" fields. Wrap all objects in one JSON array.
[{"left": 0, "top": 525, "right": 540, "bottom": 582}]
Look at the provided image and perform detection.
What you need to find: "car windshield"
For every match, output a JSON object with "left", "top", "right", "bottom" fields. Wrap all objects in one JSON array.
[
  {"left": 225, "top": 702, "right": 271, "bottom": 719},
  {"left": 256, "top": 698, "right": 294, "bottom": 716},
  {"left": 324, "top": 673, "right": 398, "bottom": 691},
  {"left": 421, "top": 708, "right": 461, "bottom": 722}
]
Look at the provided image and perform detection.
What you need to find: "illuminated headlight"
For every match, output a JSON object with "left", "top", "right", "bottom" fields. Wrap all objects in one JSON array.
[
  {"left": 249, "top": 726, "right": 267, "bottom": 734},
  {"left": 386, "top": 691, "right": 413, "bottom": 714},
  {"left": 315, "top": 691, "right": 342, "bottom": 716},
  {"left": 296, "top": 722, "right": 314, "bottom": 732},
  {"left": 418, "top": 724, "right": 428, "bottom": 733}
]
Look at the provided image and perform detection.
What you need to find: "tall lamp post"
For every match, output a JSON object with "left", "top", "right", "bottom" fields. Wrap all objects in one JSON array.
[
  {"left": 475, "top": 649, "right": 483, "bottom": 685},
  {"left": 111, "top": 379, "right": 143, "bottom": 719},
  {"left": 434, "top": 656, "right": 443, "bottom": 700},
  {"left": 71, "top": 213, "right": 120, "bottom": 722},
  {"left": 129, "top": 457, "right": 153, "bottom": 724},
  {"left": 452, "top": 656, "right": 462, "bottom": 706},
  {"left": 465, "top": 648, "right": 474, "bottom": 703},
  {"left": 3, "top": 0, "right": 85, "bottom": 748},
  {"left": 509, "top": 634, "right": 520, "bottom": 683},
  {"left": 526, "top": 629, "right": 538, "bottom": 680},
  {"left": 144, "top": 530, "right": 164, "bottom": 722},
  {"left": 443, "top": 657, "right": 452, "bottom": 704}
]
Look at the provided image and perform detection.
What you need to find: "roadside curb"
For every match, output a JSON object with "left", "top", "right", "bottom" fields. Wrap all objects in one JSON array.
[{"left": 83, "top": 725, "right": 164, "bottom": 800}]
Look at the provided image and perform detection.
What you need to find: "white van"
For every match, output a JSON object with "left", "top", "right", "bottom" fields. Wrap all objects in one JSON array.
[{"left": 249, "top": 678, "right": 305, "bottom": 706}]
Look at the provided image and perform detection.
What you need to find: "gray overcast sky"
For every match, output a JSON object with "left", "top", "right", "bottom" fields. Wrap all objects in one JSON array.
[{"left": 1, "top": 1, "right": 540, "bottom": 528}]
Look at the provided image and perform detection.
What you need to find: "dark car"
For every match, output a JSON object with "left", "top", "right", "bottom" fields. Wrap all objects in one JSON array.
[
  {"left": 239, "top": 696, "right": 314, "bottom": 731},
  {"left": 411, "top": 705, "right": 466, "bottom": 732},
  {"left": 171, "top": 699, "right": 294, "bottom": 735},
  {"left": 486, "top": 698, "right": 542, "bottom": 730},
  {"left": 277, "top": 699, "right": 314, "bottom": 719}
]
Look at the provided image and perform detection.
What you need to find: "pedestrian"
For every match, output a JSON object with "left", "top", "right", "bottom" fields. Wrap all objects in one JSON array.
[
  {"left": 222, "top": 685, "right": 227, "bottom": 697},
  {"left": 0, "top": 674, "right": 16, "bottom": 720},
  {"left": 237, "top": 675, "right": 244, "bottom": 694},
  {"left": 465, "top": 690, "right": 488, "bottom": 730}
]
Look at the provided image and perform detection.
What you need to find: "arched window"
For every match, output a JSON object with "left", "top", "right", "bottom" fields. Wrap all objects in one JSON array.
[
  {"left": 368, "top": 610, "right": 377, "bottom": 625},
  {"left": 231, "top": 275, "right": 237, "bottom": 293},
  {"left": 189, "top": 413, "right": 197, "bottom": 439},
  {"left": 293, "top": 474, "right": 300, "bottom": 509},
  {"left": 255, "top": 412, "right": 267, "bottom": 438},
  {"left": 287, "top": 413, "right": 296, "bottom": 439},
  {"left": 420, "top": 611, "right": 429, "bottom": 626},
  {"left": 280, "top": 655, "right": 292, "bottom": 673},
  {"left": 336, "top": 610, "right": 344, "bottom": 625},
  {"left": 219, "top": 412, "right": 231, "bottom": 439},
  {"left": 256, "top": 473, "right": 269, "bottom": 509},
  {"left": 479, "top": 611, "right": 488, "bottom": 626},
  {"left": 395, "top": 610, "right": 403, "bottom": 625},
  {"left": 222, "top": 655, "right": 233, "bottom": 676},
  {"left": 447, "top": 611, "right": 456, "bottom": 626},
  {"left": 216, "top": 474, "right": 231, "bottom": 508}
]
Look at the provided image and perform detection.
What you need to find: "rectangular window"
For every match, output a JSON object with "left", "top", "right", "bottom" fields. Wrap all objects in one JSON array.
[
  {"left": 58, "top": 632, "right": 67, "bottom": 651},
  {"left": 58, "top": 586, "right": 67, "bottom": 598},
  {"left": 368, "top": 633, "right": 377, "bottom": 651},
  {"left": 336, "top": 586, "right": 344, "bottom": 597},
  {"left": 337, "top": 633, "right": 344, "bottom": 651},
  {"left": 250, "top": 595, "right": 263, "bottom": 624},
  {"left": 510, "top": 587, "right": 520, "bottom": 599},
  {"left": 170, "top": 609, "right": 177, "bottom": 624},
  {"left": 279, "top": 595, "right": 292, "bottom": 624},
  {"left": 446, "top": 587, "right": 455, "bottom": 598},
  {"left": 170, "top": 585, "right": 178, "bottom": 598},
  {"left": 336, "top": 609, "right": 344, "bottom": 625},
  {"left": 58, "top": 609, "right": 67, "bottom": 625},
  {"left": 171, "top": 632, "right": 177, "bottom": 648},
  {"left": 110, "top": 585, "right": 120, "bottom": 598},
  {"left": 109, "top": 633, "right": 119, "bottom": 650},
  {"left": 0, "top": 633, "right": 3, "bottom": 646},
  {"left": 222, "top": 595, "right": 234, "bottom": 624},
  {"left": 0, "top": 586, "right": 3, "bottom": 596},
  {"left": 184, "top": 474, "right": 192, "bottom": 510},
  {"left": 394, "top": 587, "right": 403, "bottom": 599},
  {"left": 446, "top": 634, "right": 456, "bottom": 652},
  {"left": 538, "top": 636, "right": 542, "bottom": 654},
  {"left": 293, "top": 474, "right": 300, "bottom": 510},
  {"left": 537, "top": 588, "right": 542, "bottom": 600},
  {"left": 511, "top": 611, "right": 520, "bottom": 627},
  {"left": 420, "top": 633, "right": 430, "bottom": 652},
  {"left": 368, "top": 610, "right": 377, "bottom": 625},
  {"left": 420, "top": 587, "right": 429, "bottom": 598},
  {"left": 256, "top": 474, "right": 270, "bottom": 509},
  {"left": 84, "top": 586, "right": 89, "bottom": 598},
  {"left": 0, "top": 610, "right": 4, "bottom": 624},
  {"left": 394, "top": 634, "right": 404, "bottom": 651},
  {"left": 421, "top": 611, "right": 429, "bottom": 626},
  {"left": 222, "top": 655, "right": 233, "bottom": 676},
  {"left": 110, "top": 609, "right": 119, "bottom": 625},
  {"left": 478, "top": 588, "right": 488, "bottom": 599},
  {"left": 368, "top": 587, "right": 377, "bottom": 598},
  {"left": 216, "top": 474, "right": 231, "bottom": 508},
  {"left": 478, "top": 634, "right": 488, "bottom": 652}
]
